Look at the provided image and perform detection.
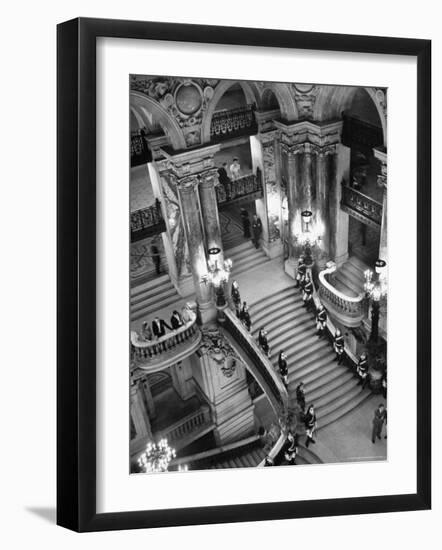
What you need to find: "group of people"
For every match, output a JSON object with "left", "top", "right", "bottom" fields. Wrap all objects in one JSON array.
[
  {"left": 231, "top": 280, "right": 252, "bottom": 332},
  {"left": 139, "top": 304, "right": 193, "bottom": 342},
  {"left": 240, "top": 209, "right": 263, "bottom": 249}
]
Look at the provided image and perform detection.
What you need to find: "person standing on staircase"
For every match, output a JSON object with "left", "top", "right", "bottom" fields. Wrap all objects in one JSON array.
[
  {"left": 231, "top": 280, "right": 241, "bottom": 317},
  {"left": 295, "top": 382, "right": 306, "bottom": 413},
  {"left": 316, "top": 304, "right": 327, "bottom": 337},
  {"left": 283, "top": 432, "right": 299, "bottom": 465},
  {"left": 258, "top": 327, "right": 270, "bottom": 357},
  {"left": 252, "top": 214, "right": 263, "bottom": 249},
  {"left": 240, "top": 301, "right": 252, "bottom": 332},
  {"left": 240, "top": 208, "right": 251, "bottom": 238},
  {"left": 333, "top": 329, "right": 345, "bottom": 364},
  {"left": 356, "top": 352, "right": 369, "bottom": 388},
  {"left": 217, "top": 162, "right": 231, "bottom": 200},
  {"left": 304, "top": 405, "right": 317, "bottom": 447},
  {"left": 302, "top": 274, "right": 314, "bottom": 311},
  {"left": 150, "top": 239, "right": 161, "bottom": 276},
  {"left": 278, "top": 351, "right": 288, "bottom": 386},
  {"left": 295, "top": 257, "right": 307, "bottom": 289}
]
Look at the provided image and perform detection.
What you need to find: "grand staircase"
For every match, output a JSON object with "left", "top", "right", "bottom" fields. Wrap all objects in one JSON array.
[
  {"left": 227, "top": 241, "right": 270, "bottom": 277},
  {"left": 248, "top": 284, "right": 371, "bottom": 430},
  {"left": 331, "top": 256, "right": 368, "bottom": 297},
  {"left": 130, "top": 274, "right": 180, "bottom": 322}
]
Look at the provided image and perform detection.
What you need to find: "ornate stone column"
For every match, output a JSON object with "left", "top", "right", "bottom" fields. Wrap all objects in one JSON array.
[
  {"left": 130, "top": 381, "right": 152, "bottom": 441},
  {"left": 329, "top": 143, "right": 351, "bottom": 267},
  {"left": 283, "top": 145, "right": 301, "bottom": 277},
  {"left": 315, "top": 147, "right": 333, "bottom": 267},
  {"left": 198, "top": 168, "right": 224, "bottom": 261},
  {"left": 176, "top": 175, "right": 216, "bottom": 324},
  {"left": 374, "top": 147, "right": 387, "bottom": 262}
]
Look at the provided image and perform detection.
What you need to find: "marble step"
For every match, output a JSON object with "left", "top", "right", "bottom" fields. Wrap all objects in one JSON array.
[{"left": 130, "top": 274, "right": 172, "bottom": 297}]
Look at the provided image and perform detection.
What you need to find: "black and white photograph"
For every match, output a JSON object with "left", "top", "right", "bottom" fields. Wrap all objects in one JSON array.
[{"left": 129, "top": 76, "right": 389, "bottom": 474}]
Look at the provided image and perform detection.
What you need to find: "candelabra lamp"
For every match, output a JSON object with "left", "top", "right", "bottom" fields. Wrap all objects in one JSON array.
[
  {"left": 364, "top": 259, "right": 387, "bottom": 343},
  {"left": 201, "top": 247, "right": 233, "bottom": 308},
  {"left": 138, "top": 438, "right": 176, "bottom": 473},
  {"left": 296, "top": 210, "right": 322, "bottom": 267}
]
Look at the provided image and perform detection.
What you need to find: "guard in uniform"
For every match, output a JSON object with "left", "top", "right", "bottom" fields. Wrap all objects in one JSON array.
[
  {"left": 356, "top": 352, "right": 369, "bottom": 388},
  {"left": 316, "top": 304, "right": 327, "bottom": 337},
  {"left": 278, "top": 351, "right": 289, "bottom": 386},
  {"left": 295, "top": 382, "right": 306, "bottom": 412},
  {"left": 304, "top": 405, "right": 317, "bottom": 447},
  {"left": 333, "top": 329, "right": 345, "bottom": 364},
  {"left": 231, "top": 280, "right": 241, "bottom": 317},
  {"left": 240, "top": 301, "right": 251, "bottom": 332},
  {"left": 295, "top": 258, "right": 307, "bottom": 289},
  {"left": 258, "top": 327, "right": 270, "bottom": 357},
  {"left": 283, "top": 432, "right": 299, "bottom": 465},
  {"left": 302, "top": 275, "right": 314, "bottom": 310}
]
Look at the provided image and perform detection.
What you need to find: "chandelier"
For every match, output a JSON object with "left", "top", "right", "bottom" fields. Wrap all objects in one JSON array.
[{"left": 138, "top": 438, "right": 176, "bottom": 473}]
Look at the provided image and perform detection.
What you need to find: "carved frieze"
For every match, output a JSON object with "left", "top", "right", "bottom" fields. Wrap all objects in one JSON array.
[
  {"left": 200, "top": 327, "right": 240, "bottom": 378},
  {"left": 291, "top": 84, "right": 318, "bottom": 120}
]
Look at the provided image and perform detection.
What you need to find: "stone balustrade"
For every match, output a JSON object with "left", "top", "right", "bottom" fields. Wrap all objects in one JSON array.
[
  {"left": 341, "top": 184, "right": 383, "bottom": 228},
  {"left": 131, "top": 312, "right": 202, "bottom": 372},
  {"left": 215, "top": 173, "right": 263, "bottom": 204},
  {"left": 130, "top": 200, "right": 166, "bottom": 241},
  {"left": 318, "top": 262, "right": 365, "bottom": 328},
  {"left": 210, "top": 104, "right": 257, "bottom": 141},
  {"left": 157, "top": 405, "right": 213, "bottom": 447}
]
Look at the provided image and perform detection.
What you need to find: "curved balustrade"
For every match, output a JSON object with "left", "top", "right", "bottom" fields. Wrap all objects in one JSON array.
[
  {"left": 318, "top": 262, "right": 365, "bottom": 327},
  {"left": 222, "top": 309, "right": 288, "bottom": 419},
  {"left": 131, "top": 313, "right": 202, "bottom": 372}
]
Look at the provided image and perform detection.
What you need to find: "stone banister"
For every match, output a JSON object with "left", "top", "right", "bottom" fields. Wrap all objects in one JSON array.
[
  {"left": 318, "top": 262, "right": 365, "bottom": 328},
  {"left": 131, "top": 312, "right": 202, "bottom": 373}
]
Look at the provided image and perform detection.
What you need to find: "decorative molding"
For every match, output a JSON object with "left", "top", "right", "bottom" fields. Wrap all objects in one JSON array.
[
  {"left": 291, "top": 84, "right": 319, "bottom": 120},
  {"left": 200, "top": 327, "right": 240, "bottom": 378}
]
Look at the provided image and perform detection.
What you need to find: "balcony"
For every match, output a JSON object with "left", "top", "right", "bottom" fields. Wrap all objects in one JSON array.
[
  {"left": 341, "top": 114, "right": 384, "bottom": 149},
  {"left": 130, "top": 200, "right": 166, "bottom": 242},
  {"left": 318, "top": 262, "right": 365, "bottom": 328},
  {"left": 216, "top": 173, "right": 263, "bottom": 205},
  {"left": 131, "top": 312, "right": 202, "bottom": 373},
  {"left": 210, "top": 105, "right": 257, "bottom": 142},
  {"left": 131, "top": 133, "right": 151, "bottom": 167},
  {"left": 341, "top": 184, "right": 383, "bottom": 228}
]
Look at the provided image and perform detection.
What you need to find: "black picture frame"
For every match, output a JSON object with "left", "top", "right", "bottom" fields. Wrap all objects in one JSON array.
[{"left": 57, "top": 17, "right": 431, "bottom": 532}]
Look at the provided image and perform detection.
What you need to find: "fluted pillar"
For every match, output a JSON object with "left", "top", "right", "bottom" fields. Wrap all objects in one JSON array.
[
  {"left": 315, "top": 148, "right": 331, "bottom": 267},
  {"left": 284, "top": 147, "right": 300, "bottom": 277},
  {"left": 329, "top": 144, "right": 350, "bottom": 267},
  {"left": 130, "top": 382, "right": 152, "bottom": 440},
  {"left": 177, "top": 176, "right": 216, "bottom": 324},
  {"left": 198, "top": 169, "right": 224, "bottom": 261},
  {"left": 374, "top": 148, "right": 388, "bottom": 262}
]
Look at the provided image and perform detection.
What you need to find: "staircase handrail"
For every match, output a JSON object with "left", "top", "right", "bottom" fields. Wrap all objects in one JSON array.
[
  {"left": 319, "top": 261, "right": 365, "bottom": 304},
  {"left": 222, "top": 308, "right": 288, "bottom": 420},
  {"left": 156, "top": 404, "right": 212, "bottom": 443}
]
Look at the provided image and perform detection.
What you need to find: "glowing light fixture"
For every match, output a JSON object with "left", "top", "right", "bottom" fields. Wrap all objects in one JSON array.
[{"left": 138, "top": 438, "right": 176, "bottom": 473}]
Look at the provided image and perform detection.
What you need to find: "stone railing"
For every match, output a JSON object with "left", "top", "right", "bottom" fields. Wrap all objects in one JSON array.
[
  {"left": 157, "top": 405, "right": 213, "bottom": 448},
  {"left": 210, "top": 104, "right": 257, "bottom": 141},
  {"left": 131, "top": 312, "right": 202, "bottom": 372},
  {"left": 341, "top": 184, "right": 383, "bottom": 228},
  {"left": 318, "top": 262, "right": 365, "bottom": 328},
  {"left": 215, "top": 173, "right": 263, "bottom": 204},
  {"left": 130, "top": 133, "right": 150, "bottom": 166},
  {"left": 130, "top": 200, "right": 166, "bottom": 241},
  {"left": 222, "top": 308, "right": 288, "bottom": 420}
]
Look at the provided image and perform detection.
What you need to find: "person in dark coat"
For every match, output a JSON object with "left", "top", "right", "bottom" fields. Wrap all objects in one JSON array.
[
  {"left": 333, "top": 329, "right": 345, "bottom": 364},
  {"left": 150, "top": 241, "right": 161, "bottom": 275},
  {"left": 240, "top": 301, "right": 251, "bottom": 332},
  {"left": 295, "top": 382, "right": 306, "bottom": 412},
  {"left": 240, "top": 208, "right": 251, "bottom": 238},
  {"left": 316, "top": 304, "right": 327, "bottom": 337},
  {"left": 371, "top": 404, "right": 387, "bottom": 443},
  {"left": 170, "top": 310, "right": 184, "bottom": 330},
  {"left": 295, "top": 258, "right": 307, "bottom": 289},
  {"left": 141, "top": 321, "right": 153, "bottom": 342},
  {"left": 218, "top": 162, "right": 231, "bottom": 199},
  {"left": 304, "top": 405, "right": 317, "bottom": 447},
  {"left": 278, "top": 351, "right": 288, "bottom": 386},
  {"left": 152, "top": 316, "right": 172, "bottom": 338},
  {"left": 231, "top": 280, "right": 241, "bottom": 316},
  {"left": 356, "top": 352, "right": 369, "bottom": 388},
  {"left": 258, "top": 327, "right": 270, "bottom": 357},
  {"left": 251, "top": 214, "right": 263, "bottom": 249}
]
